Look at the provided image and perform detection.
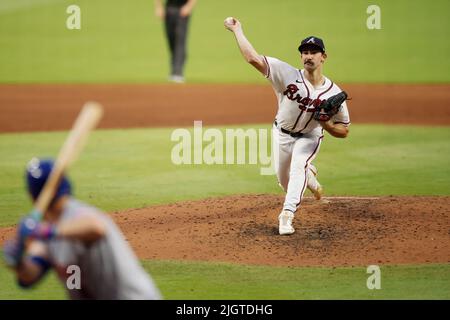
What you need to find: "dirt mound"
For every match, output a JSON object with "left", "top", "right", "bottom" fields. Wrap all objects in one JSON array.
[
  {"left": 1, "top": 195, "right": 448, "bottom": 267},
  {"left": 112, "top": 194, "right": 450, "bottom": 267},
  {"left": 1, "top": 83, "right": 449, "bottom": 132}
]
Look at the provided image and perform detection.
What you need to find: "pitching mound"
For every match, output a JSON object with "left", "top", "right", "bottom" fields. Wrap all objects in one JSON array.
[
  {"left": 112, "top": 194, "right": 450, "bottom": 267},
  {"left": 1, "top": 195, "right": 448, "bottom": 267}
]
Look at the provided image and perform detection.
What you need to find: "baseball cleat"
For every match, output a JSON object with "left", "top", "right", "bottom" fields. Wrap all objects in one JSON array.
[
  {"left": 311, "top": 184, "right": 323, "bottom": 201},
  {"left": 169, "top": 75, "right": 185, "bottom": 83},
  {"left": 278, "top": 210, "right": 295, "bottom": 235}
]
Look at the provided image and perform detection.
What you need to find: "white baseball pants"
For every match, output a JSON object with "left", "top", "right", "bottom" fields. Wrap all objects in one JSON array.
[{"left": 272, "top": 124, "right": 324, "bottom": 213}]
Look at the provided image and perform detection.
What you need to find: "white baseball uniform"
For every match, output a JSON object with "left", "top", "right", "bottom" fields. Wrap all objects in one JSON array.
[{"left": 263, "top": 56, "right": 350, "bottom": 213}]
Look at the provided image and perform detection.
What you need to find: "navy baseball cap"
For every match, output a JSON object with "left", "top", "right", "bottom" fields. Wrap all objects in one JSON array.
[
  {"left": 26, "top": 158, "right": 72, "bottom": 202},
  {"left": 298, "top": 36, "right": 325, "bottom": 53}
]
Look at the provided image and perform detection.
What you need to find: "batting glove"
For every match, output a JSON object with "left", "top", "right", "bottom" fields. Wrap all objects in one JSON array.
[{"left": 18, "top": 216, "right": 57, "bottom": 241}]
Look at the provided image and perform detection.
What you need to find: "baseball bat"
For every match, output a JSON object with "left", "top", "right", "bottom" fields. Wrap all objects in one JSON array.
[{"left": 31, "top": 101, "right": 104, "bottom": 220}]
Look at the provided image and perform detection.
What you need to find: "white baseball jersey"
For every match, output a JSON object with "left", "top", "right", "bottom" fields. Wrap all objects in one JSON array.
[
  {"left": 262, "top": 56, "right": 350, "bottom": 214},
  {"left": 263, "top": 56, "right": 350, "bottom": 132}
]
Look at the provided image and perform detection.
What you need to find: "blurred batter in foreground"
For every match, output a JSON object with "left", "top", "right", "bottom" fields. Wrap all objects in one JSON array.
[{"left": 3, "top": 158, "right": 162, "bottom": 300}]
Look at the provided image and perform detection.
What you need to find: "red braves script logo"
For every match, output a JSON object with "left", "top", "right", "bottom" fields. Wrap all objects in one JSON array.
[{"left": 283, "top": 84, "right": 323, "bottom": 112}]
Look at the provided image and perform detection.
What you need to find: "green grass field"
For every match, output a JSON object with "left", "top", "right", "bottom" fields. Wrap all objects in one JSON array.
[
  {"left": 0, "top": 258, "right": 449, "bottom": 299},
  {"left": 0, "top": 0, "right": 449, "bottom": 83},
  {"left": 1, "top": 124, "right": 449, "bottom": 227}
]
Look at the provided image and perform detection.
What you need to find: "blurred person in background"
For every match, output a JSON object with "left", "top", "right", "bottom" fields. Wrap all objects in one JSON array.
[{"left": 154, "top": 0, "right": 198, "bottom": 83}]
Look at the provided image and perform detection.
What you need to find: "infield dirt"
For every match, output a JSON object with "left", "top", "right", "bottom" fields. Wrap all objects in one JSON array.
[{"left": 1, "top": 83, "right": 450, "bottom": 132}]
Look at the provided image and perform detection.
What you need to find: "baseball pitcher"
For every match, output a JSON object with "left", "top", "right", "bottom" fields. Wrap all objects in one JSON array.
[
  {"left": 224, "top": 17, "right": 350, "bottom": 235},
  {"left": 3, "top": 158, "right": 162, "bottom": 299}
]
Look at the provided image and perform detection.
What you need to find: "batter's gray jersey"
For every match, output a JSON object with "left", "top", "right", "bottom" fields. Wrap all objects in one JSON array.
[{"left": 47, "top": 198, "right": 161, "bottom": 300}]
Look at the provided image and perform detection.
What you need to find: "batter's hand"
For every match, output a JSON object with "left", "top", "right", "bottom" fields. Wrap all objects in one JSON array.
[
  {"left": 224, "top": 17, "right": 241, "bottom": 32},
  {"left": 18, "top": 216, "right": 57, "bottom": 241}
]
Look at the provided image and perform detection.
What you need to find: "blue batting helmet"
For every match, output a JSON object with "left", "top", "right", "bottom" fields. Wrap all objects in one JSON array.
[{"left": 25, "top": 158, "right": 72, "bottom": 202}]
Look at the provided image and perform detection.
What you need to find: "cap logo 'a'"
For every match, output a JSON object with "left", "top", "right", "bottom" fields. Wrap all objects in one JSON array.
[{"left": 307, "top": 37, "right": 315, "bottom": 44}]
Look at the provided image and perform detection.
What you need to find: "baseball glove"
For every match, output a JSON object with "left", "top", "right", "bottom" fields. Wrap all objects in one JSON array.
[{"left": 313, "top": 91, "right": 348, "bottom": 122}]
